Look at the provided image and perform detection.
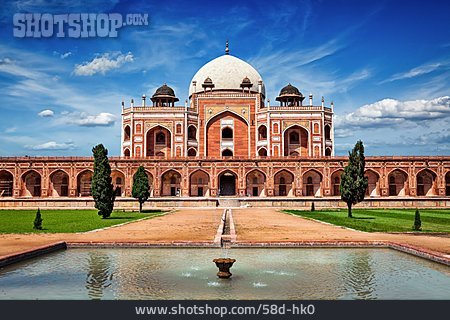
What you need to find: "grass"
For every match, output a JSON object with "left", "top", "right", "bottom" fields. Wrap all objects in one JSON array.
[
  {"left": 284, "top": 208, "right": 450, "bottom": 233},
  {"left": 0, "top": 209, "right": 166, "bottom": 233}
]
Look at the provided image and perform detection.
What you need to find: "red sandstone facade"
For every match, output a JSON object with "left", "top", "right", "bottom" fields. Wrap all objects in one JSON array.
[
  {"left": 0, "top": 157, "right": 449, "bottom": 199},
  {"left": 0, "top": 48, "right": 449, "bottom": 201}
]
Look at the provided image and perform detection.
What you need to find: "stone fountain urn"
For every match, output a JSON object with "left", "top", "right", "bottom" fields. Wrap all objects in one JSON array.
[{"left": 213, "top": 258, "right": 236, "bottom": 279}]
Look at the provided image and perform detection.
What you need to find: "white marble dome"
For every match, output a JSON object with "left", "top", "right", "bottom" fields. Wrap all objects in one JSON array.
[{"left": 189, "top": 54, "right": 265, "bottom": 97}]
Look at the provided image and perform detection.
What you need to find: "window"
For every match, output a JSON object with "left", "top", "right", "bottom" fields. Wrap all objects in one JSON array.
[
  {"left": 170, "top": 176, "right": 176, "bottom": 184},
  {"left": 252, "top": 177, "right": 258, "bottom": 184},
  {"left": 222, "top": 127, "right": 233, "bottom": 139},
  {"left": 273, "top": 123, "right": 279, "bottom": 134},
  {"left": 176, "top": 124, "right": 182, "bottom": 134},
  {"left": 279, "top": 177, "right": 286, "bottom": 184},
  {"left": 188, "top": 126, "right": 197, "bottom": 140},
  {"left": 258, "top": 148, "right": 267, "bottom": 156},
  {"left": 187, "top": 148, "right": 196, "bottom": 157},
  {"left": 136, "top": 124, "right": 142, "bottom": 134},
  {"left": 325, "top": 125, "right": 331, "bottom": 140},
  {"left": 222, "top": 149, "right": 233, "bottom": 157},
  {"left": 258, "top": 126, "right": 267, "bottom": 140},
  {"left": 314, "top": 123, "right": 319, "bottom": 133},
  {"left": 116, "top": 177, "right": 122, "bottom": 184},
  {"left": 307, "top": 177, "right": 313, "bottom": 184},
  {"left": 124, "top": 126, "right": 130, "bottom": 141},
  {"left": 289, "top": 131, "right": 299, "bottom": 144},
  {"left": 156, "top": 132, "right": 166, "bottom": 145}
]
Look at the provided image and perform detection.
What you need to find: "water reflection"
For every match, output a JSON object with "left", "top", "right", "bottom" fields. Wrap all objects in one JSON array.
[
  {"left": 0, "top": 248, "right": 448, "bottom": 300},
  {"left": 343, "top": 251, "right": 376, "bottom": 299},
  {"left": 85, "top": 252, "right": 113, "bottom": 299}
]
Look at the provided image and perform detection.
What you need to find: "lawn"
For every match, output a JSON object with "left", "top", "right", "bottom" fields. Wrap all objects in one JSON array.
[
  {"left": 284, "top": 209, "right": 450, "bottom": 233},
  {"left": 0, "top": 209, "right": 166, "bottom": 233}
]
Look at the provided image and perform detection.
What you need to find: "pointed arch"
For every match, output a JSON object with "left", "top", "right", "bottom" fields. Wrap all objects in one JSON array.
[
  {"left": 188, "top": 125, "right": 197, "bottom": 141},
  {"left": 111, "top": 170, "right": 126, "bottom": 197},
  {"left": 187, "top": 148, "right": 197, "bottom": 157},
  {"left": 222, "top": 148, "right": 233, "bottom": 157},
  {"left": 365, "top": 169, "right": 380, "bottom": 197},
  {"left": 49, "top": 169, "right": 69, "bottom": 197},
  {"left": 206, "top": 110, "right": 249, "bottom": 157},
  {"left": 189, "top": 169, "right": 210, "bottom": 197},
  {"left": 161, "top": 169, "right": 181, "bottom": 196},
  {"left": 146, "top": 125, "right": 172, "bottom": 157},
  {"left": 21, "top": 170, "right": 41, "bottom": 197},
  {"left": 416, "top": 168, "right": 437, "bottom": 196},
  {"left": 218, "top": 170, "right": 238, "bottom": 196},
  {"left": 246, "top": 169, "right": 266, "bottom": 197},
  {"left": 258, "top": 125, "right": 267, "bottom": 140},
  {"left": 303, "top": 169, "right": 323, "bottom": 197},
  {"left": 387, "top": 169, "right": 409, "bottom": 196},
  {"left": 283, "top": 124, "right": 309, "bottom": 157},
  {"left": 0, "top": 170, "right": 14, "bottom": 197},
  {"left": 330, "top": 169, "right": 344, "bottom": 196},
  {"left": 124, "top": 125, "right": 131, "bottom": 141},
  {"left": 258, "top": 147, "right": 268, "bottom": 157},
  {"left": 77, "top": 169, "right": 93, "bottom": 197},
  {"left": 274, "top": 169, "right": 295, "bottom": 196}
]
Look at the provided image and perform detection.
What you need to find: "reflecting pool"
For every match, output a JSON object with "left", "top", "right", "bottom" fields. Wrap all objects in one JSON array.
[{"left": 0, "top": 248, "right": 449, "bottom": 299}]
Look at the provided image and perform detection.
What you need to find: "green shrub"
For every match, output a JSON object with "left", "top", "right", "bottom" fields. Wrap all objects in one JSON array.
[
  {"left": 33, "top": 208, "right": 43, "bottom": 230},
  {"left": 311, "top": 202, "right": 315, "bottom": 212},
  {"left": 413, "top": 208, "right": 422, "bottom": 231}
]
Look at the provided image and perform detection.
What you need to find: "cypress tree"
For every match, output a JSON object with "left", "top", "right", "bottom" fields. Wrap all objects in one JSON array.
[
  {"left": 311, "top": 202, "right": 315, "bottom": 212},
  {"left": 413, "top": 208, "right": 422, "bottom": 231},
  {"left": 340, "top": 140, "right": 368, "bottom": 218},
  {"left": 33, "top": 208, "right": 43, "bottom": 230},
  {"left": 91, "top": 144, "right": 115, "bottom": 218},
  {"left": 132, "top": 165, "right": 150, "bottom": 212}
]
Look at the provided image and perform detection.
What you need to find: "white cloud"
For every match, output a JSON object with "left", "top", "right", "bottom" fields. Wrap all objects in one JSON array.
[
  {"left": 63, "top": 112, "right": 116, "bottom": 127},
  {"left": 248, "top": 39, "right": 371, "bottom": 99},
  {"left": 60, "top": 52, "right": 72, "bottom": 59},
  {"left": 73, "top": 52, "right": 134, "bottom": 76},
  {"left": 25, "top": 141, "right": 76, "bottom": 151},
  {"left": 380, "top": 60, "right": 450, "bottom": 83},
  {"left": 334, "top": 128, "right": 354, "bottom": 138},
  {"left": 38, "top": 109, "right": 54, "bottom": 117},
  {"left": 53, "top": 51, "right": 72, "bottom": 59},
  {"left": 4, "top": 127, "right": 17, "bottom": 133},
  {"left": 336, "top": 96, "right": 450, "bottom": 128}
]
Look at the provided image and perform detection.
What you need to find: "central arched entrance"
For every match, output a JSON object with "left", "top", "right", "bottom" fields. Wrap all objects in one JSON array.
[{"left": 219, "top": 171, "right": 237, "bottom": 196}]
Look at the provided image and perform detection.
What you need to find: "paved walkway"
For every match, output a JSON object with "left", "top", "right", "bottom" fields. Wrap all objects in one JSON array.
[
  {"left": 0, "top": 208, "right": 449, "bottom": 259},
  {"left": 232, "top": 208, "right": 450, "bottom": 255},
  {"left": 0, "top": 208, "right": 222, "bottom": 257}
]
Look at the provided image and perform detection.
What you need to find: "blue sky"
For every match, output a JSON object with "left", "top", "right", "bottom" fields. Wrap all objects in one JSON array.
[{"left": 0, "top": 0, "right": 449, "bottom": 156}]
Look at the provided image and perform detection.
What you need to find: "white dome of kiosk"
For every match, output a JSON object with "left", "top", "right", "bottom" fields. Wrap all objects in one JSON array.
[{"left": 189, "top": 54, "right": 266, "bottom": 97}]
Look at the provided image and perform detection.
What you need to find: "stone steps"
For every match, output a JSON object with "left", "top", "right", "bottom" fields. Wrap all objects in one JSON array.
[{"left": 218, "top": 198, "right": 241, "bottom": 208}]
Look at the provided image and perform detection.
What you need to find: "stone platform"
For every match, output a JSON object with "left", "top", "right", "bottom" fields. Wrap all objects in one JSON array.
[{"left": 0, "top": 196, "right": 449, "bottom": 210}]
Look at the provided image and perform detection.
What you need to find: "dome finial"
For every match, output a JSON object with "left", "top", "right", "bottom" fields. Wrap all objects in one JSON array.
[{"left": 225, "top": 39, "right": 229, "bottom": 55}]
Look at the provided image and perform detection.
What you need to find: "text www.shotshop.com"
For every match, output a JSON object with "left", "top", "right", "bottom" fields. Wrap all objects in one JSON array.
[{"left": 135, "top": 303, "right": 316, "bottom": 317}]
